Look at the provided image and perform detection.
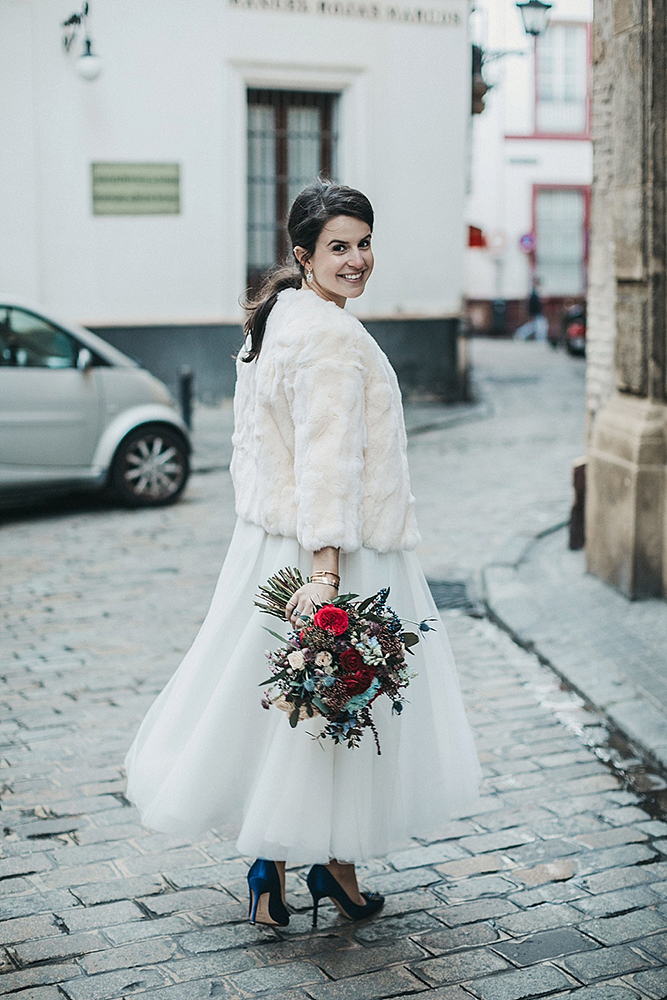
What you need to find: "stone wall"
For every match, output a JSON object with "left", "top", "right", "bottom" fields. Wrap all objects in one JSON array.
[
  {"left": 585, "top": 0, "right": 617, "bottom": 437},
  {"left": 585, "top": 0, "right": 667, "bottom": 599}
]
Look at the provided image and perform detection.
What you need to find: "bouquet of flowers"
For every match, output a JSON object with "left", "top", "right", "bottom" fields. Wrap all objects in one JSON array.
[{"left": 255, "top": 567, "right": 434, "bottom": 753}]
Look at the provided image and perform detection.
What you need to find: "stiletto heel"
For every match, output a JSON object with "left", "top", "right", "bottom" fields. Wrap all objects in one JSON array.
[
  {"left": 248, "top": 884, "right": 262, "bottom": 924},
  {"left": 247, "top": 859, "right": 290, "bottom": 927},
  {"left": 307, "top": 864, "right": 384, "bottom": 924}
]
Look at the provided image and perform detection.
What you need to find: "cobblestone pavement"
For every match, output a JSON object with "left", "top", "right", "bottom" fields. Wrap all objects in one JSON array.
[
  {"left": 2, "top": 341, "right": 667, "bottom": 1000},
  {"left": 467, "top": 343, "right": 667, "bottom": 777},
  {"left": 410, "top": 339, "right": 586, "bottom": 583},
  {"left": 484, "top": 526, "right": 667, "bottom": 778}
]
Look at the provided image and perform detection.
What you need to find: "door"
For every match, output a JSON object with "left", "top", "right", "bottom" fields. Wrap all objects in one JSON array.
[{"left": 0, "top": 307, "right": 102, "bottom": 472}]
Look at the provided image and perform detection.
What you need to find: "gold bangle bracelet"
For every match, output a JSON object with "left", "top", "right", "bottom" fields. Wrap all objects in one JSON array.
[{"left": 309, "top": 573, "right": 340, "bottom": 588}]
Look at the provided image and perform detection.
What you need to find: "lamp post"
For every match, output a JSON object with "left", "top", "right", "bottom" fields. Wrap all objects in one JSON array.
[{"left": 515, "top": 0, "right": 552, "bottom": 38}]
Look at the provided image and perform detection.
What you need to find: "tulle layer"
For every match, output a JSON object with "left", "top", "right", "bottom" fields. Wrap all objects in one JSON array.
[{"left": 125, "top": 519, "right": 481, "bottom": 865}]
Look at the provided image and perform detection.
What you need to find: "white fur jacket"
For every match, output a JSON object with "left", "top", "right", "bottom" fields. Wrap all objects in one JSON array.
[{"left": 230, "top": 287, "right": 421, "bottom": 554}]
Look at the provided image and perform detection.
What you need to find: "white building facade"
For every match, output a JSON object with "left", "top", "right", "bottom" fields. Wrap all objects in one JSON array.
[
  {"left": 466, "top": 0, "right": 593, "bottom": 336},
  {"left": 1, "top": 0, "right": 474, "bottom": 400}
]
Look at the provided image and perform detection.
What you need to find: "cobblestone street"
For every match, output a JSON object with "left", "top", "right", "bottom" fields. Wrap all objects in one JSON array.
[{"left": 2, "top": 342, "right": 667, "bottom": 1000}]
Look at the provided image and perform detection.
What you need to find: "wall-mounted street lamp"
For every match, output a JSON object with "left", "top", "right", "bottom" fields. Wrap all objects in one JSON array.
[
  {"left": 62, "top": 3, "right": 102, "bottom": 81},
  {"left": 516, "top": 0, "right": 552, "bottom": 38}
]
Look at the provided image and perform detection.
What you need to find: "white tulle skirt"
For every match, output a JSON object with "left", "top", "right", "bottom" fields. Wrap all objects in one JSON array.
[{"left": 125, "top": 518, "right": 481, "bottom": 865}]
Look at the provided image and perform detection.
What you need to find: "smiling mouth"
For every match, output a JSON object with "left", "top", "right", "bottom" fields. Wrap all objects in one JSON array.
[{"left": 338, "top": 271, "right": 365, "bottom": 282}]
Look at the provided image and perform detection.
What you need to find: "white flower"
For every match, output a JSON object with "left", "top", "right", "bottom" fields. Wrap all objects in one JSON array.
[
  {"left": 287, "top": 650, "right": 305, "bottom": 670},
  {"left": 357, "top": 635, "right": 384, "bottom": 666},
  {"left": 315, "top": 651, "right": 333, "bottom": 668}
]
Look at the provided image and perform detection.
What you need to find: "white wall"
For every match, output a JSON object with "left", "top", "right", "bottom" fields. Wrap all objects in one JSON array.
[
  {"left": 0, "top": 1, "right": 41, "bottom": 301},
  {"left": 466, "top": 0, "right": 593, "bottom": 304},
  {"left": 1, "top": 0, "right": 472, "bottom": 325}
]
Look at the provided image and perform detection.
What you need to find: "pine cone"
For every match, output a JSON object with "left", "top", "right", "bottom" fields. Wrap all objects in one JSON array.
[
  {"left": 305, "top": 626, "right": 337, "bottom": 651},
  {"left": 380, "top": 634, "right": 404, "bottom": 658},
  {"left": 322, "top": 680, "right": 349, "bottom": 716}
]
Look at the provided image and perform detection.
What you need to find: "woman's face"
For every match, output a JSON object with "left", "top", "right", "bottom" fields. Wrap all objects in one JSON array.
[{"left": 295, "top": 215, "right": 374, "bottom": 308}]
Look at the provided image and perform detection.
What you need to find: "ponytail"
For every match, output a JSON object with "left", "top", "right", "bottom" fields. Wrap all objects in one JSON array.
[{"left": 241, "top": 265, "right": 302, "bottom": 363}]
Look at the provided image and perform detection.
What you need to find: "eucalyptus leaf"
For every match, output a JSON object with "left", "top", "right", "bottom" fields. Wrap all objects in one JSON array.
[{"left": 262, "top": 626, "right": 297, "bottom": 647}]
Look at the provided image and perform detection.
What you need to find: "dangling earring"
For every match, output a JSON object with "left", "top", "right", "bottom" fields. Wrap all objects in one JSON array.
[{"left": 306, "top": 269, "right": 314, "bottom": 285}]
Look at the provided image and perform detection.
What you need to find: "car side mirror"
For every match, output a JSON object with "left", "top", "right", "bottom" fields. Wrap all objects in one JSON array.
[{"left": 77, "top": 347, "right": 93, "bottom": 371}]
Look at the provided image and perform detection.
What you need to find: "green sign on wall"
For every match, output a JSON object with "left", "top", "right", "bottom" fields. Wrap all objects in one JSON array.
[{"left": 92, "top": 163, "right": 180, "bottom": 215}]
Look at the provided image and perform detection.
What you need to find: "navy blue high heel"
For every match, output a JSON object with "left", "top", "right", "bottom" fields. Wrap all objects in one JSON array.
[
  {"left": 306, "top": 864, "right": 385, "bottom": 927},
  {"left": 247, "top": 859, "right": 290, "bottom": 926}
]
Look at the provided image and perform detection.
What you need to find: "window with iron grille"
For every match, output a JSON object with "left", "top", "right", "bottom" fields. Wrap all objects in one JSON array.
[
  {"left": 247, "top": 89, "right": 338, "bottom": 292},
  {"left": 535, "top": 187, "right": 589, "bottom": 296}
]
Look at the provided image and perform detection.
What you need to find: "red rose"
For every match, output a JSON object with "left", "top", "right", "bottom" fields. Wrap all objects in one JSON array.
[
  {"left": 339, "top": 648, "right": 364, "bottom": 673},
  {"left": 342, "top": 667, "right": 375, "bottom": 696},
  {"left": 339, "top": 648, "right": 375, "bottom": 695},
  {"left": 313, "top": 605, "right": 349, "bottom": 635}
]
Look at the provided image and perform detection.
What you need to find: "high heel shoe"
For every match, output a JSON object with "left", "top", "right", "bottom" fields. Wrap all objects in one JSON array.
[
  {"left": 306, "top": 864, "right": 385, "bottom": 927},
  {"left": 247, "top": 859, "right": 290, "bottom": 927}
]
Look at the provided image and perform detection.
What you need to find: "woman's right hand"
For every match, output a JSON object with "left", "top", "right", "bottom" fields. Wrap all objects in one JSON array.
[{"left": 285, "top": 582, "right": 338, "bottom": 628}]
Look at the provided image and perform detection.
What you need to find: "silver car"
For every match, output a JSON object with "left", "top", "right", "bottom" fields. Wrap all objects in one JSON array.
[{"left": 0, "top": 298, "right": 191, "bottom": 506}]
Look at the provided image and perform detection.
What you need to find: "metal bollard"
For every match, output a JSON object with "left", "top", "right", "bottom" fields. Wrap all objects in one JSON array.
[
  {"left": 569, "top": 457, "right": 586, "bottom": 550},
  {"left": 179, "top": 367, "right": 194, "bottom": 430}
]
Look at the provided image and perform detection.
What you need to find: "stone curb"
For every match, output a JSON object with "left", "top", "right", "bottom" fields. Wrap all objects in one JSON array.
[
  {"left": 404, "top": 399, "right": 490, "bottom": 437},
  {"left": 481, "top": 526, "right": 667, "bottom": 777}
]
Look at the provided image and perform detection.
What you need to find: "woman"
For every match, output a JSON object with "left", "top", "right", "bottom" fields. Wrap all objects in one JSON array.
[{"left": 125, "top": 181, "right": 481, "bottom": 929}]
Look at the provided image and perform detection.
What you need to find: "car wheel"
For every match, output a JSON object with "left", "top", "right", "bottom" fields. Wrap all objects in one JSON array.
[{"left": 110, "top": 423, "right": 190, "bottom": 507}]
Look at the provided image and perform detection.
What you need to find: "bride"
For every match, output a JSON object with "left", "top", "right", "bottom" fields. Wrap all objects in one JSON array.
[{"left": 125, "top": 180, "right": 480, "bottom": 928}]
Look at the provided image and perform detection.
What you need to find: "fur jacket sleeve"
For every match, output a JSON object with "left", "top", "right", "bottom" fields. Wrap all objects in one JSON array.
[
  {"left": 230, "top": 288, "right": 421, "bottom": 554},
  {"left": 290, "top": 351, "right": 366, "bottom": 553}
]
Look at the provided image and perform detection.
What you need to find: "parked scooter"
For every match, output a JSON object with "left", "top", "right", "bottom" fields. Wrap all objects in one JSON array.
[{"left": 563, "top": 303, "right": 586, "bottom": 356}]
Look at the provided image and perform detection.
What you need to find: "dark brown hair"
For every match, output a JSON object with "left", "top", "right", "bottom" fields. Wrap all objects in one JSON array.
[{"left": 242, "top": 180, "right": 374, "bottom": 362}]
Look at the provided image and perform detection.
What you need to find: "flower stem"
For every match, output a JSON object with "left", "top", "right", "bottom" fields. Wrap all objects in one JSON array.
[{"left": 255, "top": 567, "right": 307, "bottom": 620}]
